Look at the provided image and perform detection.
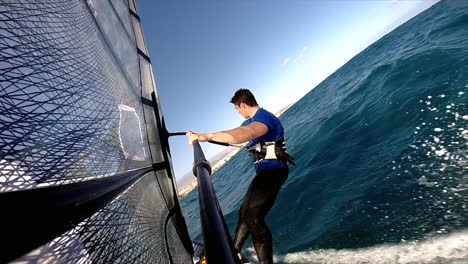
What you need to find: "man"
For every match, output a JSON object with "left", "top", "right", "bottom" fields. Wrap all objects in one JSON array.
[{"left": 187, "top": 88, "right": 294, "bottom": 264}]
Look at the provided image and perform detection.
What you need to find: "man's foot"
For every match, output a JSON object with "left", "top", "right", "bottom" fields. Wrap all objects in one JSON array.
[{"left": 237, "top": 252, "right": 250, "bottom": 264}]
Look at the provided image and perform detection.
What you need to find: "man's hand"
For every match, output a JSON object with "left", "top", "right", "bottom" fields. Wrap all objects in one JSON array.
[
  {"left": 186, "top": 131, "right": 198, "bottom": 145},
  {"left": 186, "top": 131, "right": 211, "bottom": 145}
]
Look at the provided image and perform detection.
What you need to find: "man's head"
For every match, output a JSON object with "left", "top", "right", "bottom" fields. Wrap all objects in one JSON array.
[
  {"left": 230, "top": 88, "right": 258, "bottom": 107},
  {"left": 230, "top": 88, "right": 259, "bottom": 118}
]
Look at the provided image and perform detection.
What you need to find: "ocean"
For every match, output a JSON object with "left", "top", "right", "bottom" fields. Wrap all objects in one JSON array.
[{"left": 181, "top": 1, "right": 468, "bottom": 263}]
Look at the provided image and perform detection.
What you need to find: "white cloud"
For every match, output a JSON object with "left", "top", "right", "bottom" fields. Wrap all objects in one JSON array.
[
  {"left": 293, "top": 46, "right": 309, "bottom": 63},
  {"left": 283, "top": 46, "right": 310, "bottom": 66}
]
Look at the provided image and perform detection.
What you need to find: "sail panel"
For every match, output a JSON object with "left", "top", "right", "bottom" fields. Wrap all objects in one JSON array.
[
  {"left": 0, "top": 0, "right": 193, "bottom": 262},
  {"left": 13, "top": 173, "right": 171, "bottom": 263}
]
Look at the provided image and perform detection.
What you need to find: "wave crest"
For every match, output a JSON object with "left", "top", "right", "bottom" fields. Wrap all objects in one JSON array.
[{"left": 274, "top": 231, "right": 468, "bottom": 264}]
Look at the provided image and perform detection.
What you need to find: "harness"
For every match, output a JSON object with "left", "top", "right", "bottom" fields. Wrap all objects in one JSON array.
[{"left": 248, "top": 138, "right": 295, "bottom": 166}]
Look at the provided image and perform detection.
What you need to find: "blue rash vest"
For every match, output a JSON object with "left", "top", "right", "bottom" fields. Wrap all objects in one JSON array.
[{"left": 241, "top": 108, "right": 288, "bottom": 172}]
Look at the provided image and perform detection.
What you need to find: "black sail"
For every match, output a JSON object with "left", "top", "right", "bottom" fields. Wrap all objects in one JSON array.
[{"left": 0, "top": 0, "right": 193, "bottom": 263}]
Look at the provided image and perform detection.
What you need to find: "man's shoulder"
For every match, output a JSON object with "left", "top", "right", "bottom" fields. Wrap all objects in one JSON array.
[
  {"left": 256, "top": 108, "right": 276, "bottom": 118},
  {"left": 256, "top": 108, "right": 280, "bottom": 122}
]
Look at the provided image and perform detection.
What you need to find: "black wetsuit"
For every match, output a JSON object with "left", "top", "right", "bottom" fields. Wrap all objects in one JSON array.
[
  {"left": 233, "top": 108, "right": 290, "bottom": 264},
  {"left": 233, "top": 167, "right": 288, "bottom": 263}
]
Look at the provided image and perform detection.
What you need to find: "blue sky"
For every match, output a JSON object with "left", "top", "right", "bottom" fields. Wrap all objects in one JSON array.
[{"left": 136, "top": 0, "right": 438, "bottom": 184}]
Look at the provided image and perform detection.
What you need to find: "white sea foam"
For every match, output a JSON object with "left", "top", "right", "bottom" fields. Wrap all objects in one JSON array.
[
  {"left": 272, "top": 231, "right": 468, "bottom": 264},
  {"left": 435, "top": 149, "right": 446, "bottom": 156}
]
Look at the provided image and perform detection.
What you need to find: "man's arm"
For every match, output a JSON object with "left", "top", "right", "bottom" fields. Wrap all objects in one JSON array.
[{"left": 188, "top": 122, "right": 268, "bottom": 144}]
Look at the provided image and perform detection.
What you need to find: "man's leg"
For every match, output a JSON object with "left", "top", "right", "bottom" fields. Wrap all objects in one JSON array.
[
  {"left": 234, "top": 197, "right": 250, "bottom": 252},
  {"left": 242, "top": 167, "right": 288, "bottom": 263},
  {"left": 234, "top": 170, "right": 268, "bottom": 252}
]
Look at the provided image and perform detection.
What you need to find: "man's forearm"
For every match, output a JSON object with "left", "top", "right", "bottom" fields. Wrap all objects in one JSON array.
[{"left": 201, "top": 127, "right": 252, "bottom": 144}]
